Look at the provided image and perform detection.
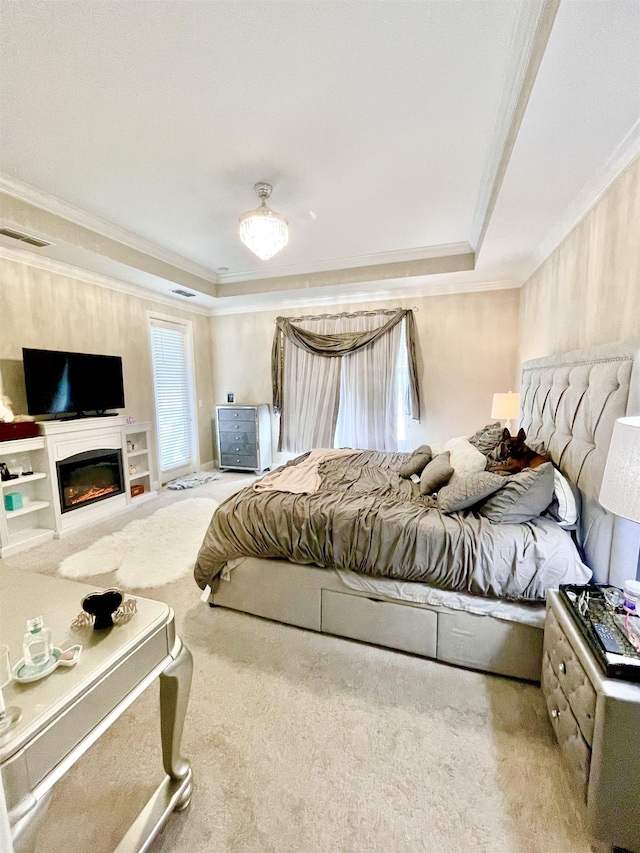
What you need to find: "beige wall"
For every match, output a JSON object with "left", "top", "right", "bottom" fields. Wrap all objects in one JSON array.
[
  {"left": 519, "top": 155, "right": 640, "bottom": 363},
  {"left": 0, "top": 258, "right": 216, "bottom": 469},
  {"left": 211, "top": 288, "right": 521, "bottom": 464}
]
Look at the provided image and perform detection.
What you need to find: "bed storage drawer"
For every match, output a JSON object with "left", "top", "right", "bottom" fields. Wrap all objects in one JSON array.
[
  {"left": 213, "top": 558, "right": 322, "bottom": 631},
  {"left": 321, "top": 590, "right": 437, "bottom": 657},
  {"left": 436, "top": 610, "right": 543, "bottom": 681}
]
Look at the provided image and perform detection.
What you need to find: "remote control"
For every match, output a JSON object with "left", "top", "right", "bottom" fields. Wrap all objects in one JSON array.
[{"left": 593, "top": 622, "right": 623, "bottom": 654}]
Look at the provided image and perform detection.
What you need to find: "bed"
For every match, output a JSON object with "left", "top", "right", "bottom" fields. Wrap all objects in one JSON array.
[{"left": 195, "top": 340, "right": 640, "bottom": 681}]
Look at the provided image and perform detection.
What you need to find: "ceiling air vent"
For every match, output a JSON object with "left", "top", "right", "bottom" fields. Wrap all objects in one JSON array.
[
  {"left": 0, "top": 227, "right": 52, "bottom": 248},
  {"left": 171, "top": 288, "right": 197, "bottom": 298}
]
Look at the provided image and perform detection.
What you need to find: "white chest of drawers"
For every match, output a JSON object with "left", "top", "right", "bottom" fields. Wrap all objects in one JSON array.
[
  {"left": 215, "top": 404, "right": 272, "bottom": 473},
  {"left": 542, "top": 591, "right": 640, "bottom": 853}
]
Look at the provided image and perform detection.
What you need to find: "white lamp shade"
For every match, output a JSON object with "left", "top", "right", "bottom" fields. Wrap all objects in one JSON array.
[
  {"left": 599, "top": 416, "right": 640, "bottom": 523},
  {"left": 491, "top": 392, "right": 520, "bottom": 421}
]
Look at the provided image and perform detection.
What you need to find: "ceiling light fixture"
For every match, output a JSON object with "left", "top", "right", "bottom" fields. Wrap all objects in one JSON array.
[{"left": 239, "top": 182, "right": 289, "bottom": 261}]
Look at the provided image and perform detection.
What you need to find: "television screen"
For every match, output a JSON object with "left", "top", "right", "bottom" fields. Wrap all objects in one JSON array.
[{"left": 22, "top": 348, "right": 125, "bottom": 416}]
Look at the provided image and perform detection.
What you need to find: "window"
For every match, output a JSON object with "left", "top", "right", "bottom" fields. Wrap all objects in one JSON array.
[{"left": 149, "top": 317, "right": 197, "bottom": 479}]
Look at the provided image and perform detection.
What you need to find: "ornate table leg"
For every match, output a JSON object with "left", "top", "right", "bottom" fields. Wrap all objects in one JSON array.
[{"left": 159, "top": 638, "right": 194, "bottom": 811}]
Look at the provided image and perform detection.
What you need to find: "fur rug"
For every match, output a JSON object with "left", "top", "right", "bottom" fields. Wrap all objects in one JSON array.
[{"left": 58, "top": 498, "right": 218, "bottom": 588}]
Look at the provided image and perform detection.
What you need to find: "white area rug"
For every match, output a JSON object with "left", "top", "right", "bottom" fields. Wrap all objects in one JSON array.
[{"left": 58, "top": 498, "right": 218, "bottom": 588}]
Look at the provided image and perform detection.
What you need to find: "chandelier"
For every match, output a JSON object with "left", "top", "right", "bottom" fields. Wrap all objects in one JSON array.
[{"left": 239, "top": 182, "right": 289, "bottom": 261}]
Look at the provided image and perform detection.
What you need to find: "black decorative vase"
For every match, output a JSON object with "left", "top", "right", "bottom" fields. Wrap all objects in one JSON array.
[{"left": 81, "top": 589, "right": 123, "bottom": 630}]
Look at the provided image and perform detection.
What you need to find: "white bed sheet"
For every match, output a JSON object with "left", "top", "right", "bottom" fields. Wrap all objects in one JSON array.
[{"left": 334, "top": 569, "right": 547, "bottom": 628}]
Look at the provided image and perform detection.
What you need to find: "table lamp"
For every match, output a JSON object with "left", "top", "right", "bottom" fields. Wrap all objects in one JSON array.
[
  {"left": 491, "top": 392, "right": 520, "bottom": 433},
  {"left": 599, "top": 416, "right": 640, "bottom": 524},
  {"left": 599, "top": 416, "right": 640, "bottom": 590}
]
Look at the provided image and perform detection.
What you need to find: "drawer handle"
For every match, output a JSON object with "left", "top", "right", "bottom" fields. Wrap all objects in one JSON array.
[
  {"left": 559, "top": 662, "right": 566, "bottom": 674},
  {"left": 234, "top": 413, "right": 238, "bottom": 418},
  {"left": 551, "top": 708, "right": 560, "bottom": 720}
]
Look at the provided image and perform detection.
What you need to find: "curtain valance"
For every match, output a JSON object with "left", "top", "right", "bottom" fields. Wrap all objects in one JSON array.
[{"left": 271, "top": 308, "right": 420, "bottom": 421}]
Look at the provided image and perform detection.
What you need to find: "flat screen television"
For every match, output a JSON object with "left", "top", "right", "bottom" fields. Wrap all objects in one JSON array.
[{"left": 22, "top": 348, "right": 125, "bottom": 417}]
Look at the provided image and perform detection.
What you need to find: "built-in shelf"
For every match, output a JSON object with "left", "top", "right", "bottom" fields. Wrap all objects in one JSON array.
[
  {"left": 1, "top": 526, "right": 55, "bottom": 558},
  {"left": 5, "top": 500, "right": 51, "bottom": 519},
  {"left": 129, "top": 470, "right": 150, "bottom": 480},
  {"left": 127, "top": 449, "right": 148, "bottom": 458},
  {"left": 1, "top": 472, "right": 47, "bottom": 488}
]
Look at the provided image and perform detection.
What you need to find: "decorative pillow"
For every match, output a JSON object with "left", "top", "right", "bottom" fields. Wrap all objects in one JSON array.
[
  {"left": 419, "top": 452, "right": 454, "bottom": 495},
  {"left": 478, "top": 462, "right": 555, "bottom": 524},
  {"left": 545, "top": 468, "right": 581, "bottom": 528},
  {"left": 437, "top": 470, "right": 506, "bottom": 513},
  {"left": 469, "top": 422, "right": 504, "bottom": 456},
  {"left": 398, "top": 445, "right": 432, "bottom": 478},
  {"left": 444, "top": 437, "right": 487, "bottom": 480}
]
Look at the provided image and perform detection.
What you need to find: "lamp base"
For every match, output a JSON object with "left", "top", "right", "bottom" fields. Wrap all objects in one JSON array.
[{"left": 505, "top": 419, "right": 512, "bottom": 433}]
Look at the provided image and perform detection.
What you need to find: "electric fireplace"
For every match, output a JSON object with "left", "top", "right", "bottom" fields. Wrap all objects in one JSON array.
[{"left": 56, "top": 449, "right": 124, "bottom": 513}]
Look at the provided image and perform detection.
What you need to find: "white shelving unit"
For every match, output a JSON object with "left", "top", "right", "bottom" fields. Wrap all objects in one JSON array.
[
  {"left": 122, "top": 422, "right": 157, "bottom": 504},
  {"left": 0, "top": 437, "right": 55, "bottom": 558}
]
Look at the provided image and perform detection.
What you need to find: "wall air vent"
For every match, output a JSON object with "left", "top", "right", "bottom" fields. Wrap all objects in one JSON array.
[
  {"left": 0, "top": 227, "right": 52, "bottom": 248},
  {"left": 171, "top": 289, "right": 197, "bottom": 298}
]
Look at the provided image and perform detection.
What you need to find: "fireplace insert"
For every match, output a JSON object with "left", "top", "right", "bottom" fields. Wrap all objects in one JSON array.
[{"left": 57, "top": 448, "right": 124, "bottom": 513}]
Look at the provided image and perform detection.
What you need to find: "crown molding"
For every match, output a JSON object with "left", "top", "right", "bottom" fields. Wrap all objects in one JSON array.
[
  {"left": 209, "top": 278, "right": 521, "bottom": 316},
  {"left": 0, "top": 172, "right": 219, "bottom": 284},
  {"left": 218, "top": 241, "right": 473, "bottom": 284},
  {"left": 470, "top": 0, "right": 560, "bottom": 254},
  {"left": 527, "top": 121, "right": 640, "bottom": 278},
  {"left": 0, "top": 244, "right": 211, "bottom": 316}
]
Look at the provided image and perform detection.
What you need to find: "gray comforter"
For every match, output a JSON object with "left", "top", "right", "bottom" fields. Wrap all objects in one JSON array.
[{"left": 194, "top": 451, "right": 586, "bottom": 601}]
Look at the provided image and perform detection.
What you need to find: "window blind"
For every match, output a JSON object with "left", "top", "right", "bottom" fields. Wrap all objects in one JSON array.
[{"left": 150, "top": 322, "right": 193, "bottom": 472}]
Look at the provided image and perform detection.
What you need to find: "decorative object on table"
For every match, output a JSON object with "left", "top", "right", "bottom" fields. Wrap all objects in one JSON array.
[
  {"left": 128, "top": 464, "right": 139, "bottom": 476},
  {"left": 130, "top": 483, "right": 144, "bottom": 497},
  {"left": 491, "top": 391, "right": 520, "bottom": 433},
  {"left": 127, "top": 440, "right": 135, "bottom": 452},
  {"left": 81, "top": 588, "right": 124, "bottom": 630},
  {"left": 12, "top": 645, "right": 82, "bottom": 683},
  {"left": 126, "top": 415, "right": 135, "bottom": 425},
  {"left": 4, "top": 492, "right": 23, "bottom": 511},
  {"left": 71, "top": 596, "right": 137, "bottom": 629},
  {"left": 21, "top": 454, "right": 34, "bottom": 475},
  {"left": 59, "top": 498, "right": 219, "bottom": 587},
  {"left": 23, "top": 615, "right": 53, "bottom": 668},
  {"left": 560, "top": 584, "right": 640, "bottom": 681},
  {"left": 0, "top": 643, "right": 21, "bottom": 735}
]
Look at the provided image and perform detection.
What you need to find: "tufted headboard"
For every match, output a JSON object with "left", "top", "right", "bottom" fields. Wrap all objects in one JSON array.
[{"left": 520, "top": 340, "right": 640, "bottom": 587}]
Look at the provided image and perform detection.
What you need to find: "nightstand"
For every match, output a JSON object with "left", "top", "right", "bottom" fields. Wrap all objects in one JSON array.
[{"left": 542, "top": 590, "right": 640, "bottom": 853}]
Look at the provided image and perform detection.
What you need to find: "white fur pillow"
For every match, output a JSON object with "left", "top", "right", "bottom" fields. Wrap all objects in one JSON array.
[{"left": 443, "top": 436, "right": 487, "bottom": 482}]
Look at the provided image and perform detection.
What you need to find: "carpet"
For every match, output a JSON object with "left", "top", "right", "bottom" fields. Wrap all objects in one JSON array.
[
  {"left": 34, "top": 604, "right": 591, "bottom": 853},
  {"left": 58, "top": 498, "right": 218, "bottom": 588}
]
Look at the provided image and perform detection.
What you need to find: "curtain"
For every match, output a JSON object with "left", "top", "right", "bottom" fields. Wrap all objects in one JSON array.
[
  {"left": 281, "top": 316, "right": 343, "bottom": 453},
  {"left": 274, "top": 309, "right": 420, "bottom": 453},
  {"left": 334, "top": 313, "right": 402, "bottom": 451}
]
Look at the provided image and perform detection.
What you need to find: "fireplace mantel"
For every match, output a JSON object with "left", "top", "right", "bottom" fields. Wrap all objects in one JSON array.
[{"left": 40, "top": 417, "right": 157, "bottom": 535}]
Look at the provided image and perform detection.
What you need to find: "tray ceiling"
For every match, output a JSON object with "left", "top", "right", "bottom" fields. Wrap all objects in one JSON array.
[{"left": 0, "top": 0, "right": 638, "bottom": 311}]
